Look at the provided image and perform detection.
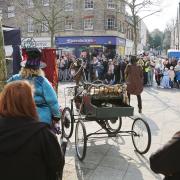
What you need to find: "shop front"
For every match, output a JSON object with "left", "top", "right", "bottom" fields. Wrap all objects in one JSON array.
[{"left": 55, "top": 36, "right": 126, "bottom": 58}]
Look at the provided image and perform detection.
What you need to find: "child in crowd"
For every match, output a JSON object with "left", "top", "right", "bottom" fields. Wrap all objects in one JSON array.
[
  {"left": 108, "top": 59, "right": 114, "bottom": 74},
  {"left": 174, "top": 60, "right": 180, "bottom": 88},
  {"left": 161, "top": 68, "right": 171, "bottom": 88},
  {"left": 155, "top": 60, "right": 163, "bottom": 87},
  {"left": 168, "top": 66, "right": 175, "bottom": 88}
]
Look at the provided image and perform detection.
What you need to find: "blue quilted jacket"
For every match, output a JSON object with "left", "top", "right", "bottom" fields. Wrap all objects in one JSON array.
[{"left": 7, "top": 74, "right": 61, "bottom": 124}]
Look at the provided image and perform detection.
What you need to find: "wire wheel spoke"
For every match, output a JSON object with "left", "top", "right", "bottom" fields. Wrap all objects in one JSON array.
[
  {"left": 132, "top": 118, "right": 151, "bottom": 154},
  {"left": 62, "top": 107, "right": 74, "bottom": 139},
  {"left": 75, "top": 120, "right": 87, "bottom": 161}
]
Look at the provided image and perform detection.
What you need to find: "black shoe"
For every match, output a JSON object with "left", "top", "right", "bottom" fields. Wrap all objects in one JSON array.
[
  {"left": 64, "top": 117, "right": 70, "bottom": 128},
  {"left": 138, "top": 109, "right": 142, "bottom": 113}
]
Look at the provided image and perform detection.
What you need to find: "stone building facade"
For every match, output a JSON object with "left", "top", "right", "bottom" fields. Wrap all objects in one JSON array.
[{"left": 0, "top": 0, "right": 138, "bottom": 56}]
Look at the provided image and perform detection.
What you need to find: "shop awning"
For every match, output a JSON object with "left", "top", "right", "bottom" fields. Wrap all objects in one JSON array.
[
  {"left": 55, "top": 36, "right": 126, "bottom": 47},
  {"left": 3, "top": 26, "right": 21, "bottom": 46}
]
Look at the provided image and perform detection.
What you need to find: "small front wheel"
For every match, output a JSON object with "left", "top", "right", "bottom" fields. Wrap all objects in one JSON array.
[
  {"left": 61, "top": 107, "right": 74, "bottom": 139},
  {"left": 131, "top": 118, "right": 151, "bottom": 154},
  {"left": 75, "top": 120, "right": 87, "bottom": 161},
  {"left": 105, "top": 117, "right": 122, "bottom": 133}
]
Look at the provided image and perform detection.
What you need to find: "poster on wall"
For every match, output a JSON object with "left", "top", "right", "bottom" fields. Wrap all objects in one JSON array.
[{"left": 117, "top": 46, "right": 125, "bottom": 56}]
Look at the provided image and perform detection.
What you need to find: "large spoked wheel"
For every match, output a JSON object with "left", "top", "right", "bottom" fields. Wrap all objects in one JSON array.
[
  {"left": 75, "top": 120, "right": 87, "bottom": 161},
  {"left": 61, "top": 107, "right": 74, "bottom": 139},
  {"left": 105, "top": 117, "right": 122, "bottom": 133},
  {"left": 131, "top": 118, "right": 151, "bottom": 154}
]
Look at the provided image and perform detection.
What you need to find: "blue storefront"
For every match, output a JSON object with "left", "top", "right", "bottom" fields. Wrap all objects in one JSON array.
[{"left": 55, "top": 36, "right": 126, "bottom": 58}]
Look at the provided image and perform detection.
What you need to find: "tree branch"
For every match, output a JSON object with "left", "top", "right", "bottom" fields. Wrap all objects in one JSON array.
[{"left": 137, "top": 10, "right": 161, "bottom": 23}]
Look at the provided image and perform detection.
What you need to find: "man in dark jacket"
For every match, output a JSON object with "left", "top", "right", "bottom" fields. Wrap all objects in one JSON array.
[
  {"left": 0, "top": 116, "right": 65, "bottom": 180},
  {"left": 150, "top": 131, "right": 180, "bottom": 180}
]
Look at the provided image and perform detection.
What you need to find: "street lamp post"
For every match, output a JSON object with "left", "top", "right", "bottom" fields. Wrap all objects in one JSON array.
[{"left": 0, "top": 17, "right": 7, "bottom": 91}]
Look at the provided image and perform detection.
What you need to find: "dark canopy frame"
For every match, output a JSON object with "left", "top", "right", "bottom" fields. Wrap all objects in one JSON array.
[{"left": 3, "top": 25, "right": 21, "bottom": 74}]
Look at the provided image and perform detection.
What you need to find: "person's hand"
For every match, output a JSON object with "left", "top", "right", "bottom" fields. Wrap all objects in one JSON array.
[
  {"left": 52, "top": 116, "right": 60, "bottom": 123},
  {"left": 52, "top": 121, "right": 61, "bottom": 135},
  {"left": 59, "top": 108, "right": 63, "bottom": 114},
  {"left": 52, "top": 119, "right": 59, "bottom": 125}
]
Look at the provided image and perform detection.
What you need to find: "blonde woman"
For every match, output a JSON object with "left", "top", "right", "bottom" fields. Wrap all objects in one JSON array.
[{"left": 7, "top": 48, "right": 61, "bottom": 124}]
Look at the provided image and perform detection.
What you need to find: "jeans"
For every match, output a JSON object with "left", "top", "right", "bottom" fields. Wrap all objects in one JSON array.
[{"left": 148, "top": 70, "right": 154, "bottom": 86}]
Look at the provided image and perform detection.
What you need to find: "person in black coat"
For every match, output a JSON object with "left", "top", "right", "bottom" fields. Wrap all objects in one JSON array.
[
  {"left": 0, "top": 81, "right": 65, "bottom": 180},
  {"left": 150, "top": 131, "right": 180, "bottom": 180}
]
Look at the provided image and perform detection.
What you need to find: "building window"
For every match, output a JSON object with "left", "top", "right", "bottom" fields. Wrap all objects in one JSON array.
[
  {"left": 121, "top": 23, "right": 125, "bottom": 33},
  {"left": 28, "top": 17, "right": 34, "bottom": 32},
  {"left": 130, "top": 29, "right": 132, "bottom": 40},
  {"left": 41, "top": 20, "right": 49, "bottom": 32},
  {"left": 42, "top": 0, "right": 49, "bottom": 6},
  {"left": 107, "top": 0, "right": 115, "bottom": 9},
  {"left": 84, "top": 17, "right": 93, "bottom": 30},
  {"left": 8, "top": 6, "right": 15, "bottom": 18},
  {"left": 119, "top": 21, "right": 121, "bottom": 32},
  {"left": 106, "top": 17, "right": 115, "bottom": 30},
  {"left": 27, "top": 0, "right": 34, "bottom": 8},
  {"left": 120, "top": 1, "right": 125, "bottom": 14},
  {"left": 65, "top": 0, "right": 73, "bottom": 11},
  {"left": 84, "top": 0, "right": 94, "bottom": 9},
  {"left": 65, "top": 19, "right": 73, "bottom": 30}
]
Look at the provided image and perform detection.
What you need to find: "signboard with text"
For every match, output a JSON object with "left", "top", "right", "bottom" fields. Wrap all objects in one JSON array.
[
  {"left": 55, "top": 36, "right": 126, "bottom": 46},
  {"left": 22, "top": 37, "right": 51, "bottom": 48}
]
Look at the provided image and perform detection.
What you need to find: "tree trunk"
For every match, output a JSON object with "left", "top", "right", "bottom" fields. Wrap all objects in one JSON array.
[
  {"left": 134, "top": 25, "right": 138, "bottom": 55},
  {"left": 132, "top": 11, "right": 138, "bottom": 55},
  {"left": 0, "top": 18, "right": 7, "bottom": 91},
  {"left": 131, "top": 0, "right": 138, "bottom": 56},
  {"left": 51, "top": 30, "right": 54, "bottom": 48}
]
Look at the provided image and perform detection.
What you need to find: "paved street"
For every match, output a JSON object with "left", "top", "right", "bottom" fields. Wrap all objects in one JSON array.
[{"left": 58, "top": 82, "right": 180, "bottom": 180}]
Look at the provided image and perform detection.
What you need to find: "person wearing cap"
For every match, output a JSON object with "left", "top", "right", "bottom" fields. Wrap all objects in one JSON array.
[{"left": 7, "top": 48, "right": 61, "bottom": 125}]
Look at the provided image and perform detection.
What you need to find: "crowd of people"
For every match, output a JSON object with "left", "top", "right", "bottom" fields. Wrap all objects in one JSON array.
[
  {"left": 57, "top": 51, "right": 180, "bottom": 89},
  {"left": 1, "top": 47, "right": 180, "bottom": 180},
  {"left": 57, "top": 53, "right": 128, "bottom": 84}
]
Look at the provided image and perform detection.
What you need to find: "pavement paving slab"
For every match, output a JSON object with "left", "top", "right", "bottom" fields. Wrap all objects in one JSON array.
[{"left": 58, "top": 83, "right": 180, "bottom": 180}]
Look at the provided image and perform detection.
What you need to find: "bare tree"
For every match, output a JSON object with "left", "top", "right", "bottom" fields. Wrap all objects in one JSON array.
[
  {"left": 15, "top": 0, "right": 71, "bottom": 47},
  {"left": 163, "top": 22, "right": 174, "bottom": 53},
  {"left": 121, "top": 0, "right": 161, "bottom": 55},
  {"left": 0, "top": 18, "right": 7, "bottom": 91}
]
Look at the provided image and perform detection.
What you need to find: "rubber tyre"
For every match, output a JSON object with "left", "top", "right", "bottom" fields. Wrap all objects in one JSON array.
[
  {"left": 131, "top": 118, "right": 151, "bottom": 154},
  {"left": 61, "top": 107, "right": 74, "bottom": 139},
  {"left": 75, "top": 120, "right": 87, "bottom": 161}
]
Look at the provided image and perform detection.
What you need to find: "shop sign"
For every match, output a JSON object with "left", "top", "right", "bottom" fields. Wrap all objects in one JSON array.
[
  {"left": 66, "top": 38, "right": 96, "bottom": 44},
  {"left": 55, "top": 36, "right": 125, "bottom": 46},
  {"left": 116, "top": 38, "right": 126, "bottom": 46},
  {"left": 22, "top": 38, "right": 36, "bottom": 48},
  {"left": 22, "top": 37, "right": 51, "bottom": 48}
]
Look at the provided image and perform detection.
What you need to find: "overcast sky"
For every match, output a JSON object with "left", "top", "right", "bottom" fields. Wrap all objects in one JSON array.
[{"left": 140, "top": 0, "right": 179, "bottom": 32}]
